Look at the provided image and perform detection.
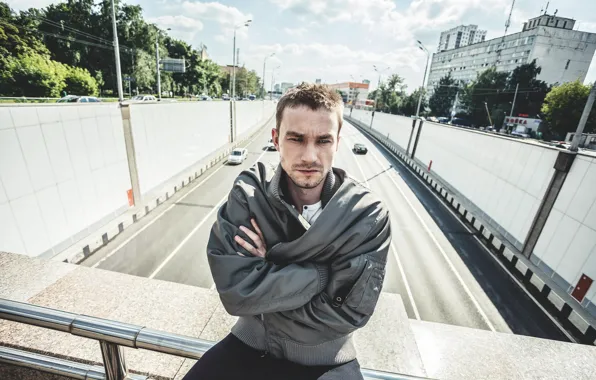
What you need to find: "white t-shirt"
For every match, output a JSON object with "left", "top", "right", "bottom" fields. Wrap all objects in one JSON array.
[{"left": 299, "top": 201, "right": 322, "bottom": 224}]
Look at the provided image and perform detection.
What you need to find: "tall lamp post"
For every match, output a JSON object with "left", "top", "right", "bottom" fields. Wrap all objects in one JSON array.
[
  {"left": 372, "top": 64, "right": 390, "bottom": 115},
  {"left": 155, "top": 27, "right": 171, "bottom": 101},
  {"left": 262, "top": 53, "right": 275, "bottom": 99},
  {"left": 232, "top": 20, "right": 252, "bottom": 99},
  {"left": 110, "top": 0, "right": 124, "bottom": 101},
  {"left": 415, "top": 40, "right": 431, "bottom": 118}
]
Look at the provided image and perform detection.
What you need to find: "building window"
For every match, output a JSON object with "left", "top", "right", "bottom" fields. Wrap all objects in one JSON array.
[
  {"left": 563, "top": 21, "right": 567, "bottom": 28},
  {"left": 565, "top": 59, "right": 570, "bottom": 69},
  {"left": 556, "top": 20, "right": 559, "bottom": 27}
]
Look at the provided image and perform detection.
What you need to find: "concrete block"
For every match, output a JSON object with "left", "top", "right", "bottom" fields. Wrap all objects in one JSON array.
[
  {"left": 529, "top": 274, "right": 546, "bottom": 292},
  {"left": 121, "top": 215, "right": 134, "bottom": 230},
  {"left": 447, "top": 194, "right": 454, "bottom": 203},
  {"left": 106, "top": 224, "right": 121, "bottom": 241},
  {"left": 482, "top": 227, "right": 491, "bottom": 240},
  {"left": 458, "top": 206, "right": 466, "bottom": 216},
  {"left": 547, "top": 290, "right": 566, "bottom": 312},
  {"left": 568, "top": 310, "right": 590, "bottom": 334},
  {"left": 87, "top": 235, "right": 104, "bottom": 254},
  {"left": 514, "top": 259, "right": 529, "bottom": 276},
  {"left": 465, "top": 212, "right": 474, "bottom": 223},
  {"left": 502, "top": 247, "right": 515, "bottom": 262},
  {"left": 473, "top": 219, "right": 483, "bottom": 231},
  {"left": 441, "top": 189, "right": 447, "bottom": 197},
  {"left": 452, "top": 200, "right": 460, "bottom": 210},
  {"left": 491, "top": 236, "right": 503, "bottom": 251}
]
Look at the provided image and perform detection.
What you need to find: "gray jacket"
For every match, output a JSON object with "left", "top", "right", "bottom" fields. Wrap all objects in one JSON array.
[{"left": 207, "top": 162, "right": 391, "bottom": 373}]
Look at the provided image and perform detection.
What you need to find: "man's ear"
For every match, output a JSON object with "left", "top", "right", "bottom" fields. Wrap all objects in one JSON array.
[{"left": 272, "top": 128, "right": 280, "bottom": 149}]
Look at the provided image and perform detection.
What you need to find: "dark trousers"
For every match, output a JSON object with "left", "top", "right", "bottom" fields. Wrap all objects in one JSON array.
[{"left": 182, "top": 334, "right": 345, "bottom": 380}]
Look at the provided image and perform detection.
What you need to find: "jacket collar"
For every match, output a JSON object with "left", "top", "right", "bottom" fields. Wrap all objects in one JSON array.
[{"left": 269, "top": 164, "right": 343, "bottom": 208}]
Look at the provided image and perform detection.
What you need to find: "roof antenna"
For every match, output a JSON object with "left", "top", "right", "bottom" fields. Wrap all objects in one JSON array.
[
  {"left": 544, "top": 1, "right": 549, "bottom": 14},
  {"left": 554, "top": 9, "right": 558, "bottom": 16}
]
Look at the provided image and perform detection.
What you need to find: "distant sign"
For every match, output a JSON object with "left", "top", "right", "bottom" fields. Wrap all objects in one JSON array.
[{"left": 161, "top": 57, "right": 186, "bottom": 73}]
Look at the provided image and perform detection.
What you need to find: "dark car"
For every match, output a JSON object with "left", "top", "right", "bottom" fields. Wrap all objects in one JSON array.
[{"left": 353, "top": 143, "right": 368, "bottom": 154}]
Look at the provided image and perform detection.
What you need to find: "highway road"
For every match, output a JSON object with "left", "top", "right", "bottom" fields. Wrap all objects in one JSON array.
[{"left": 81, "top": 117, "right": 571, "bottom": 342}]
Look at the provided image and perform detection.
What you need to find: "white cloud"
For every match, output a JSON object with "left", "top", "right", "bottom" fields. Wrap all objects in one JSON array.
[
  {"left": 148, "top": 15, "right": 204, "bottom": 31},
  {"left": 283, "top": 27, "right": 307, "bottom": 36},
  {"left": 4, "top": 0, "right": 57, "bottom": 10},
  {"left": 181, "top": 1, "right": 252, "bottom": 27}
]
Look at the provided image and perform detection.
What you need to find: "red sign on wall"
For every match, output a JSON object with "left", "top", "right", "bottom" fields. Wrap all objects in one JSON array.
[{"left": 127, "top": 189, "right": 134, "bottom": 207}]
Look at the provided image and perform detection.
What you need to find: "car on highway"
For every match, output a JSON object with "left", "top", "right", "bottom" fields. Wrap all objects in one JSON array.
[
  {"left": 130, "top": 95, "right": 157, "bottom": 102},
  {"left": 353, "top": 143, "right": 368, "bottom": 154},
  {"left": 227, "top": 148, "right": 247, "bottom": 165},
  {"left": 57, "top": 95, "right": 101, "bottom": 103},
  {"left": 222, "top": 94, "right": 230, "bottom": 100},
  {"left": 266, "top": 139, "right": 276, "bottom": 151}
]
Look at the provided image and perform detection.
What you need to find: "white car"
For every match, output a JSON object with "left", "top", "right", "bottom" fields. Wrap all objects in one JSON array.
[
  {"left": 266, "top": 139, "right": 276, "bottom": 151},
  {"left": 130, "top": 95, "right": 157, "bottom": 102},
  {"left": 227, "top": 148, "right": 247, "bottom": 165}
]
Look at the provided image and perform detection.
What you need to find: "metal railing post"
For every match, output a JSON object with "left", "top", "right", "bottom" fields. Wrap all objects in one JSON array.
[
  {"left": 99, "top": 341, "right": 128, "bottom": 380},
  {"left": 406, "top": 119, "right": 417, "bottom": 156}
]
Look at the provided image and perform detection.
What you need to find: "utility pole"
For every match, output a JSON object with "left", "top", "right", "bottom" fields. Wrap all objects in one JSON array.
[
  {"left": 510, "top": 83, "right": 519, "bottom": 116},
  {"left": 484, "top": 101, "right": 494, "bottom": 127},
  {"left": 110, "top": 0, "right": 124, "bottom": 101},
  {"left": 415, "top": 40, "right": 431, "bottom": 118},
  {"left": 570, "top": 82, "right": 596, "bottom": 152},
  {"left": 450, "top": 89, "right": 459, "bottom": 123},
  {"left": 155, "top": 34, "right": 161, "bottom": 100}
]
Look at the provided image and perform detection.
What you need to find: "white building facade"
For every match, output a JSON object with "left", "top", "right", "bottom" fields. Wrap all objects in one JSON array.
[
  {"left": 427, "top": 14, "right": 596, "bottom": 95},
  {"left": 437, "top": 25, "right": 487, "bottom": 52}
]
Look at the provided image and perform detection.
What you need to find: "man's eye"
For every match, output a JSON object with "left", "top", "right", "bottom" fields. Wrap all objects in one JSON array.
[
  {"left": 289, "top": 137, "right": 301, "bottom": 142},
  {"left": 318, "top": 139, "right": 331, "bottom": 144}
]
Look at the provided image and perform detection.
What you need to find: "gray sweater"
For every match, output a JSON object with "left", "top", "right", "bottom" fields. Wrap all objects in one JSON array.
[{"left": 207, "top": 162, "right": 391, "bottom": 376}]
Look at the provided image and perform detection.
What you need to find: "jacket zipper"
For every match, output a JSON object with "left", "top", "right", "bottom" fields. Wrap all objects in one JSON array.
[{"left": 261, "top": 314, "right": 270, "bottom": 357}]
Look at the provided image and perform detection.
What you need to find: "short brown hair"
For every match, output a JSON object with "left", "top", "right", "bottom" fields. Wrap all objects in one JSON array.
[{"left": 275, "top": 82, "right": 344, "bottom": 134}]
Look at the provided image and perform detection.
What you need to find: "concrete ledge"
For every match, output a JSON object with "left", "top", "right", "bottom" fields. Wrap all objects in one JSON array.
[
  {"left": 568, "top": 310, "right": 591, "bottom": 335},
  {"left": 481, "top": 227, "right": 492, "bottom": 240},
  {"left": 491, "top": 236, "right": 503, "bottom": 251},
  {"left": 547, "top": 291, "right": 566, "bottom": 312},
  {"left": 502, "top": 247, "right": 515, "bottom": 262},
  {"left": 514, "top": 259, "right": 529, "bottom": 276},
  {"left": 529, "top": 273, "right": 546, "bottom": 292},
  {"left": 465, "top": 212, "right": 474, "bottom": 223}
]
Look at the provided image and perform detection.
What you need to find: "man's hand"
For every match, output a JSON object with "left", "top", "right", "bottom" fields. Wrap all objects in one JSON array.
[{"left": 235, "top": 218, "right": 267, "bottom": 258}]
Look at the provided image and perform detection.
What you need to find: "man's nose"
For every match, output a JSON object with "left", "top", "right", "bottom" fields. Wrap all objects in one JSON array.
[{"left": 301, "top": 143, "right": 318, "bottom": 163}]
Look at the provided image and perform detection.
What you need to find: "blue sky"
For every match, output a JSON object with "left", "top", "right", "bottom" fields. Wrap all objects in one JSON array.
[{"left": 7, "top": 0, "right": 596, "bottom": 93}]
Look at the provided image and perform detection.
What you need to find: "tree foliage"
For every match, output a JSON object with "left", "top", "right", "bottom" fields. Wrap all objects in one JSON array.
[
  {"left": 367, "top": 73, "right": 407, "bottom": 113},
  {"left": 0, "top": 0, "right": 234, "bottom": 98},
  {"left": 541, "top": 81, "right": 596, "bottom": 139},
  {"left": 458, "top": 60, "right": 550, "bottom": 128},
  {"left": 429, "top": 73, "right": 458, "bottom": 117}
]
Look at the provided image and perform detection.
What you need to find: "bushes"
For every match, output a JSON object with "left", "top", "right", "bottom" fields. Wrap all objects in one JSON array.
[{"left": 0, "top": 52, "right": 98, "bottom": 97}]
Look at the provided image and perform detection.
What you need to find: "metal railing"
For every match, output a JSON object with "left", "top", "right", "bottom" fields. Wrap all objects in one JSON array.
[{"left": 0, "top": 299, "right": 431, "bottom": 380}]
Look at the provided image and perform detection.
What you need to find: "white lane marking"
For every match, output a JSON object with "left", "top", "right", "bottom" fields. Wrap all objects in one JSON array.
[
  {"left": 149, "top": 150, "right": 268, "bottom": 279},
  {"left": 369, "top": 142, "right": 577, "bottom": 342},
  {"left": 391, "top": 242, "right": 421, "bottom": 320},
  {"left": 92, "top": 127, "right": 269, "bottom": 269},
  {"left": 368, "top": 150, "right": 497, "bottom": 332}
]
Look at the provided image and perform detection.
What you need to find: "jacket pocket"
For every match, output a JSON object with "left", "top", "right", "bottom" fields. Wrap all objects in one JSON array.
[{"left": 344, "top": 257, "right": 385, "bottom": 315}]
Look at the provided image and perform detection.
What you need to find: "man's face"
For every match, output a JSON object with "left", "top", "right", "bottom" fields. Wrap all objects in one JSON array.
[{"left": 273, "top": 105, "right": 340, "bottom": 189}]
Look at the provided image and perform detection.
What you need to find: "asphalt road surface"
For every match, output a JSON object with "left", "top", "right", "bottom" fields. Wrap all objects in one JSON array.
[{"left": 81, "top": 118, "right": 571, "bottom": 342}]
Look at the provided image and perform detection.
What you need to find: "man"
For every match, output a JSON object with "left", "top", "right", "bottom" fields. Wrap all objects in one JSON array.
[{"left": 184, "top": 83, "right": 391, "bottom": 380}]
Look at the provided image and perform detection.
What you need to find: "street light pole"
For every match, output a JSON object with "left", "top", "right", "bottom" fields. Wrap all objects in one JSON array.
[
  {"left": 110, "top": 0, "right": 124, "bottom": 101},
  {"left": 371, "top": 65, "right": 390, "bottom": 128},
  {"left": 510, "top": 83, "right": 519, "bottom": 116},
  {"left": 232, "top": 20, "right": 252, "bottom": 99},
  {"left": 262, "top": 53, "right": 274, "bottom": 99},
  {"left": 154, "top": 27, "right": 171, "bottom": 101},
  {"left": 415, "top": 40, "right": 430, "bottom": 118},
  {"left": 270, "top": 66, "right": 280, "bottom": 100}
]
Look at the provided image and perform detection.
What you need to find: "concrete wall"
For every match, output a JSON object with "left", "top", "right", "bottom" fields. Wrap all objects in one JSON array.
[
  {"left": 357, "top": 109, "right": 595, "bottom": 315},
  {"left": 0, "top": 104, "right": 130, "bottom": 257},
  {"left": 533, "top": 153, "right": 596, "bottom": 312},
  {"left": 413, "top": 121, "right": 559, "bottom": 247},
  {"left": 0, "top": 101, "right": 275, "bottom": 258},
  {"left": 129, "top": 101, "right": 230, "bottom": 196},
  {"left": 236, "top": 101, "right": 276, "bottom": 137}
]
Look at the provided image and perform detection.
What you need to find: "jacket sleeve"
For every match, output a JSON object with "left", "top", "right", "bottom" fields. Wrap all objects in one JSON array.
[
  {"left": 278, "top": 209, "right": 391, "bottom": 335},
  {"left": 207, "top": 186, "right": 329, "bottom": 317}
]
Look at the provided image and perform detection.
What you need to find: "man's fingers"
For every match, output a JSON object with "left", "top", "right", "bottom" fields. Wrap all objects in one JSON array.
[
  {"left": 234, "top": 236, "right": 257, "bottom": 255},
  {"left": 251, "top": 219, "right": 265, "bottom": 241},
  {"left": 239, "top": 226, "right": 263, "bottom": 249}
]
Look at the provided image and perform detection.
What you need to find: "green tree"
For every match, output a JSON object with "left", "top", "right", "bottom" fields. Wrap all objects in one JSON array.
[
  {"left": 541, "top": 81, "right": 596, "bottom": 139},
  {"left": 401, "top": 88, "right": 427, "bottom": 116},
  {"left": 459, "top": 67, "right": 509, "bottom": 126},
  {"left": 429, "top": 73, "right": 458, "bottom": 117},
  {"left": 506, "top": 59, "right": 549, "bottom": 118},
  {"left": 64, "top": 66, "right": 98, "bottom": 95}
]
